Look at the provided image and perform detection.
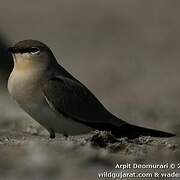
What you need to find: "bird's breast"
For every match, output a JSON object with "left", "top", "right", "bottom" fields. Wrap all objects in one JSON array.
[{"left": 8, "top": 67, "right": 43, "bottom": 103}]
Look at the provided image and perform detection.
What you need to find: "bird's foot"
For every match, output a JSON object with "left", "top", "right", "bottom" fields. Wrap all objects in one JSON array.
[
  {"left": 63, "top": 132, "right": 69, "bottom": 138},
  {"left": 49, "top": 129, "right": 55, "bottom": 139}
]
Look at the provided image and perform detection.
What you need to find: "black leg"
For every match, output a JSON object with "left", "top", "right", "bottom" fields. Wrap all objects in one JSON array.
[
  {"left": 63, "top": 132, "right": 69, "bottom": 138},
  {"left": 49, "top": 129, "right": 55, "bottom": 139}
]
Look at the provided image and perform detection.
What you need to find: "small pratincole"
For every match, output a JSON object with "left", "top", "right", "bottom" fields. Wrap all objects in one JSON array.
[{"left": 8, "top": 40, "right": 175, "bottom": 138}]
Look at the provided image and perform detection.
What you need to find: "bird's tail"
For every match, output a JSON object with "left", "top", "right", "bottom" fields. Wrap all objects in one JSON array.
[
  {"left": 110, "top": 123, "right": 175, "bottom": 138},
  {"left": 106, "top": 115, "right": 175, "bottom": 138}
]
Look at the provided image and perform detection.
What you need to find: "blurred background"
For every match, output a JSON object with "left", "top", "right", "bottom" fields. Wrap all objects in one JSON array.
[{"left": 0, "top": 0, "right": 180, "bottom": 179}]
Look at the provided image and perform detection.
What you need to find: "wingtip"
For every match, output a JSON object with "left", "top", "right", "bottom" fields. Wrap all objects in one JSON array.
[
  {"left": 162, "top": 132, "right": 176, "bottom": 138},
  {"left": 111, "top": 123, "right": 176, "bottom": 138}
]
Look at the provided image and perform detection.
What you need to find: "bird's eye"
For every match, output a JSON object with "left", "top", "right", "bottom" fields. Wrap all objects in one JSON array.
[{"left": 30, "top": 47, "right": 40, "bottom": 55}]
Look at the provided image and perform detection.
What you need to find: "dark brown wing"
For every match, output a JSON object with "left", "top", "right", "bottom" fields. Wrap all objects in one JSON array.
[
  {"left": 43, "top": 75, "right": 126, "bottom": 125},
  {"left": 42, "top": 75, "right": 175, "bottom": 138}
]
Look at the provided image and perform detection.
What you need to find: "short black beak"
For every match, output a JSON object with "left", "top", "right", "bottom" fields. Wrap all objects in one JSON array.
[
  {"left": 8, "top": 47, "right": 19, "bottom": 53},
  {"left": 8, "top": 47, "right": 14, "bottom": 53}
]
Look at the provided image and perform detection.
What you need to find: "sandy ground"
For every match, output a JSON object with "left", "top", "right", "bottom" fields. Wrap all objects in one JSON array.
[
  {"left": 1, "top": 0, "right": 180, "bottom": 179},
  {"left": 0, "top": 91, "right": 179, "bottom": 180},
  {"left": 0, "top": 128, "right": 180, "bottom": 180}
]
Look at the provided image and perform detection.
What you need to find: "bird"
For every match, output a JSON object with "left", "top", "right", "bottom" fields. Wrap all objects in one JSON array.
[{"left": 7, "top": 40, "right": 175, "bottom": 139}]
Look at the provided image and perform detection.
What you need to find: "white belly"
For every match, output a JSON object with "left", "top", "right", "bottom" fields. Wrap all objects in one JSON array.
[{"left": 21, "top": 99, "right": 93, "bottom": 135}]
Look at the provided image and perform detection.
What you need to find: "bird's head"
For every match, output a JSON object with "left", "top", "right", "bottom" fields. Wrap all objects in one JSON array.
[{"left": 8, "top": 40, "right": 55, "bottom": 70}]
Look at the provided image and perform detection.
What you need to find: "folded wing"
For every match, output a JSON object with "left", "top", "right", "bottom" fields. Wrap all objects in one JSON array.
[{"left": 42, "top": 75, "right": 126, "bottom": 126}]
